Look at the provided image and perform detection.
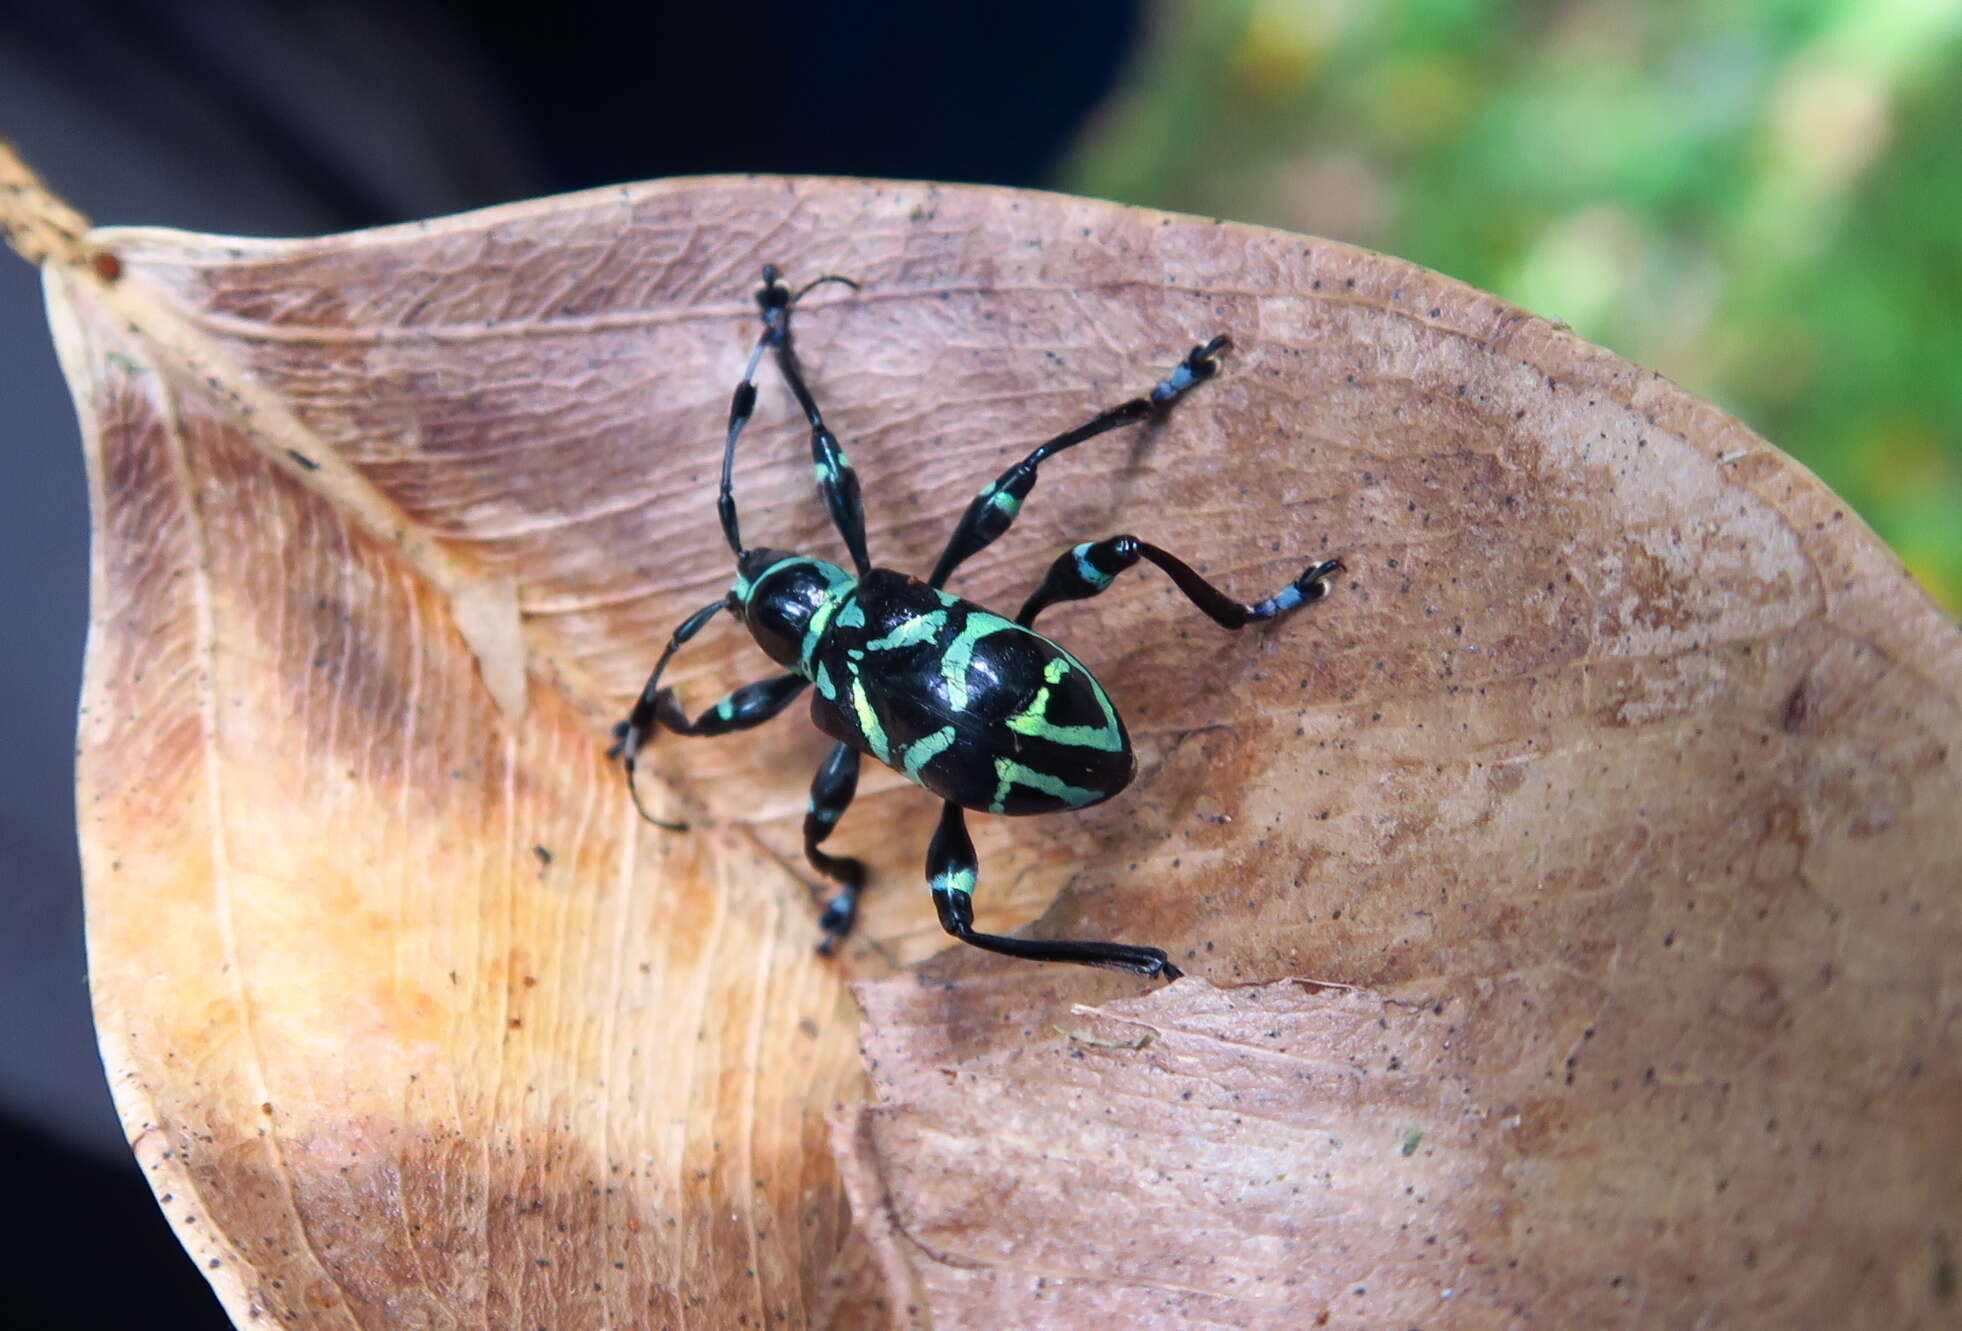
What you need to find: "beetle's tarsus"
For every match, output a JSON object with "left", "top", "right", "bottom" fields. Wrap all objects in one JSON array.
[
  {"left": 815, "top": 894, "right": 858, "bottom": 953},
  {"left": 1297, "top": 557, "right": 1344, "bottom": 599},
  {"left": 1188, "top": 334, "right": 1231, "bottom": 373}
]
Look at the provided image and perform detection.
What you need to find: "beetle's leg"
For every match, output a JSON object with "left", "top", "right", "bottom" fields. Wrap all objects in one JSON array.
[
  {"left": 1016, "top": 535, "right": 1342, "bottom": 630},
  {"left": 926, "top": 336, "right": 1231, "bottom": 589},
  {"left": 926, "top": 801, "right": 1181, "bottom": 979},
  {"left": 608, "top": 599, "right": 733, "bottom": 828},
  {"left": 639, "top": 673, "right": 809, "bottom": 737},
  {"left": 608, "top": 671, "right": 807, "bottom": 829},
  {"left": 719, "top": 266, "right": 865, "bottom": 567},
  {"left": 802, "top": 741, "right": 866, "bottom": 952},
  {"left": 717, "top": 276, "right": 782, "bottom": 558},
  {"left": 745, "top": 266, "right": 874, "bottom": 577}
]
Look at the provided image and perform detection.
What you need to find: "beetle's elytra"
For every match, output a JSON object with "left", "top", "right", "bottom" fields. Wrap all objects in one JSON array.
[{"left": 612, "top": 267, "right": 1341, "bottom": 979}]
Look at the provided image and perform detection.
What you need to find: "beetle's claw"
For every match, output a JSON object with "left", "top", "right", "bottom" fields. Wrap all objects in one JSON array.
[
  {"left": 1297, "top": 557, "right": 1344, "bottom": 599},
  {"left": 1189, "top": 334, "right": 1232, "bottom": 374},
  {"left": 816, "top": 893, "right": 859, "bottom": 952}
]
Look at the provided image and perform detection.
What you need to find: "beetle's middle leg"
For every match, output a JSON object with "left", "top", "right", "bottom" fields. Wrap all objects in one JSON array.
[
  {"left": 803, "top": 741, "right": 866, "bottom": 952},
  {"left": 926, "top": 801, "right": 1181, "bottom": 979},
  {"left": 1015, "top": 535, "right": 1342, "bottom": 631},
  {"left": 926, "top": 336, "right": 1232, "bottom": 589}
]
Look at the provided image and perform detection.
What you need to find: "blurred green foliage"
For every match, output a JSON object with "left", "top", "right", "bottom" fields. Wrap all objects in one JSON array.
[{"left": 1063, "top": 0, "right": 1962, "bottom": 612}]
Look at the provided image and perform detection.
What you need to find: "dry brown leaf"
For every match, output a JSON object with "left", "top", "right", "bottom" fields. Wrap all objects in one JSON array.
[{"left": 17, "top": 162, "right": 1959, "bottom": 1329}]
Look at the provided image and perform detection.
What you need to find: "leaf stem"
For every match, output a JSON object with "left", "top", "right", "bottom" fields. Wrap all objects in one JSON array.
[{"left": 0, "top": 134, "right": 93, "bottom": 269}]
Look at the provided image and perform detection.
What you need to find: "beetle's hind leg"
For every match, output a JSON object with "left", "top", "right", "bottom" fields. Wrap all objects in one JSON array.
[
  {"left": 1016, "top": 534, "right": 1342, "bottom": 631},
  {"left": 927, "top": 802, "right": 1181, "bottom": 980},
  {"left": 804, "top": 741, "right": 867, "bottom": 953}
]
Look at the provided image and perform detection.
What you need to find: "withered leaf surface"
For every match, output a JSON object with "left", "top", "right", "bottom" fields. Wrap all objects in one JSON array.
[{"left": 38, "top": 176, "right": 1961, "bottom": 1330}]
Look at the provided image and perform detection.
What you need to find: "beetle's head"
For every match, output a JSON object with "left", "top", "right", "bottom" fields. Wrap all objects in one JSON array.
[{"left": 732, "top": 550, "right": 854, "bottom": 670}]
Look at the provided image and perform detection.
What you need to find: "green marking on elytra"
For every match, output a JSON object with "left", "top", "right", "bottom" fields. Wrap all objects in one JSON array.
[
  {"left": 865, "top": 609, "right": 947, "bottom": 652},
  {"left": 901, "top": 725, "right": 957, "bottom": 783},
  {"left": 1004, "top": 655, "right": 1123, "bottom": 751},
  {"left": 931, "top": 864, "right": 977, "bottom": 895},
  {"left": 940, "top": 611, "right": 1019, "bottom": 710},
  {"left": 799, "top": 591, "right": 845, "bottom": 672},
  {"left": 837, "top": 599, "right": 867, "bottom": 630},
  {"left": 989, "top": 757, "right": 1099, "bottom": 814},
  {"left": 815, "top": 661, "right": 836, "bottom": 700},
  {"left": 850, "top": 675, "right": 888, "bottom": 763},
  {"left": 1081, "top": 664, "right": 1121, "bottom": 740}
]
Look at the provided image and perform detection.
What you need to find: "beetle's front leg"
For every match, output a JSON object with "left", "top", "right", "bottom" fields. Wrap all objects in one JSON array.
[
  {"left": 719, "top": 265, "right": 866, "bottom": 567},
  {"left": 635, "top": 673, "right": 810, "bottom": 738},
  {"left": 609, "top": 664, "right": 806, "bottom": 830},
  {"left": 610, "top": 598, "right": 740, "bottom": 829},
  {"left": 927, "top": 801, "right": 1182, "bottom": 979},
  {"left": 755, "top": 266, "right": 873, "bottom": 576}
]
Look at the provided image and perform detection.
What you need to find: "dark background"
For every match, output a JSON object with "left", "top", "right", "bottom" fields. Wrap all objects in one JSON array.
[{"left": 0, "top": 3, "right": 1136, "bottom": 1324}]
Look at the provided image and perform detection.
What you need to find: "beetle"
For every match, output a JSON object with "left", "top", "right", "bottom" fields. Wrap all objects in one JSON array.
[{"left": 611, "top": 266, "right": 1341, "bottom": 979}]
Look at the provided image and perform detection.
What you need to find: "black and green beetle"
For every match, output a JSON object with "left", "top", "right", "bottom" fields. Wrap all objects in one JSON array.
[{"left": 612, "top": 266, "right": 1341, "bottom": 979}]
